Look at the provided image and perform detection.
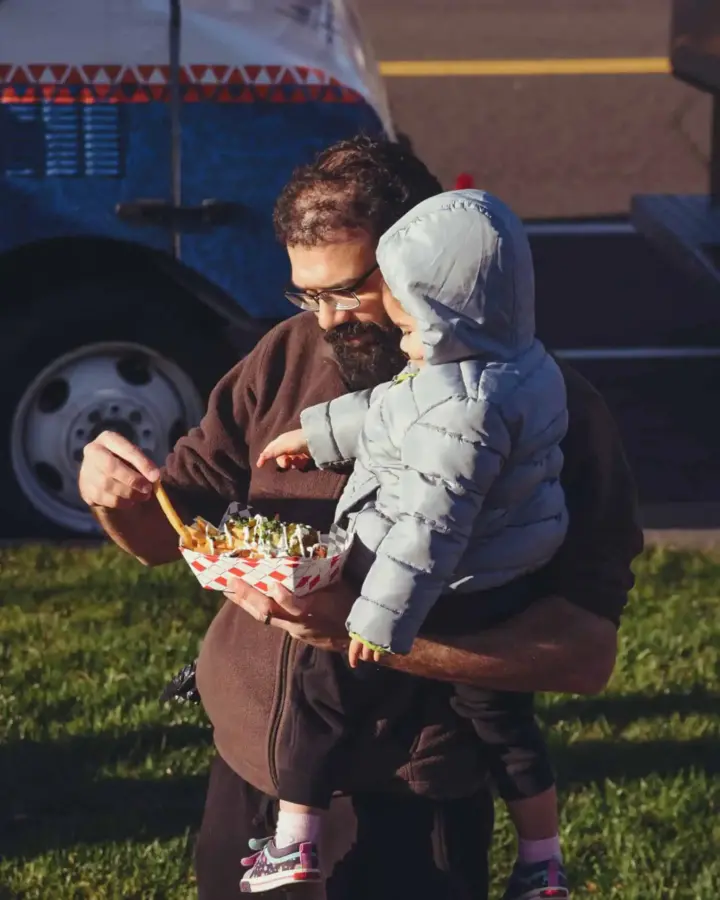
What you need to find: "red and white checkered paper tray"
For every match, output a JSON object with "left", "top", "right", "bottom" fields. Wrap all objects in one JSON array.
[{"left": 180, "top": 504, "right": 353, "bottom": 597}]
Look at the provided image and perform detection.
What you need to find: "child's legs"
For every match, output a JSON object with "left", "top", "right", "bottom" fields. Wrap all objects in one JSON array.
[
  {"left": 507, "top": 786, "right": 559, "bottom": 850},
  {"left": 272, "top": 650, "right": 363, "bottom": 851},
  {"left": 277, "top": 647, "right": 397, "bottom": 815},
  {"left": 452, "top": 686, "right": 558, "bottom": 843},
  {"left": 274, "top": 800, "right": 324, "bottom": 850},
  {"left": 278, "top": 649, "right": 358, "bottom": 812}
]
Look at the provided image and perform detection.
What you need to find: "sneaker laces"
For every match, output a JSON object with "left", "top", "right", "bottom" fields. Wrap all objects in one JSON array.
[{"left": 241, "top": 836, "right": 273, "bottom": 868}]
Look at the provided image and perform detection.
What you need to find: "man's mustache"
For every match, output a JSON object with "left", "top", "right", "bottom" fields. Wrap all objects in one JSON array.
[{"left": 324, "top": 321, "right": 400, "bottom": 345}]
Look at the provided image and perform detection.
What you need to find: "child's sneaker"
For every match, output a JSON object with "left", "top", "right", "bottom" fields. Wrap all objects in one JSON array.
[
  {"left": 240, "top": 836, "right": 321, "bottom": 893},
  {"left": 501, "top": 857, "right": 569, "bottom": 900}
]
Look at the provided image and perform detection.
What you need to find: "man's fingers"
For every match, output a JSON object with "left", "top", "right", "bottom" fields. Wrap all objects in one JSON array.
[
  {"left": 224, "top": 577, "right": 313, "bottom": 622},
  {"left": 224, "top": 584, "right": 272, "bottom": 621},
  {"left": 265, "top": 581, "right": 311, "bottom": 616},
  {"left": 92, "top": 479, "right": 155, "bottom": 507},
  {"left": 79, "top": 432, "right": 161, "bottom": 511},
  {"left": 93, "top": 431, "right": 161, "bottom": 482},
  {"left": 87, "top": 445, "right": 154, "bottom": 492},
  {"left": 100, "top": 492, "right": 148, "bottom": 510},
  {"left": 224, "top": 576, "right": 296, "bottom": 622}
]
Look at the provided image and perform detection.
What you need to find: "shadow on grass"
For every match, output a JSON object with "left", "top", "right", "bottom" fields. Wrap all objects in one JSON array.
[
  {"left": 4, "top": 689, "right": 719, "bottom": 861},
  {"left": 557, "top": 735, "right": 720, "bottom": 787},
  {"left": 542, "top": 690, "right": 720, "bottom": 728},
  {"left": 0, "top": 724, "right": 211, "bottom": 860},
  {"left": 542, "top": 692, "right": 720, "bottom": 785}
]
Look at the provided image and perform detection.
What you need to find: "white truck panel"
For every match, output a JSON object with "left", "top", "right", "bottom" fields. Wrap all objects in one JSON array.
[{"left": 0, "top": 0, "right": 392, "bottom": 129}]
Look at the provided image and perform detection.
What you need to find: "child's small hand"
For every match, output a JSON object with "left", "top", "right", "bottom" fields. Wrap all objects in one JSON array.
[
  {"left": 348, "top": 637, "right": 385, "bottom": 668},
  {"left": 257, "top": 429, "right": 310, "bottom": 470}
]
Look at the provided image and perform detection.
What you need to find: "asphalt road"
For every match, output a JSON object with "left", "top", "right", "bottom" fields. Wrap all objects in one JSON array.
[{"left": 360, "top": 0, "right": 711, "bottom": 217}]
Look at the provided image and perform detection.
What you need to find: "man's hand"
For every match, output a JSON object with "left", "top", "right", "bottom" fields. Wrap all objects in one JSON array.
[
  {"left": 256, "top": 429, "right": 311, "bottom": 470},
  {"left": 79, "top": 431, "right": 161, "bottom": 509},
  {"left": 79, "top": 431, "right": 180, "bottom": 567},
  {"left": 223, "top": 576, "right": 354, "bottom": 652},
  {"left": 222, "top": 579, "right": 616, "bottom": 696}
]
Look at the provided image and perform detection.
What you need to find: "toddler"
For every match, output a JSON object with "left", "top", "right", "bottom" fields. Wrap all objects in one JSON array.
[{"left": 242, "top": 190, "right": 570, "bottom": 900}]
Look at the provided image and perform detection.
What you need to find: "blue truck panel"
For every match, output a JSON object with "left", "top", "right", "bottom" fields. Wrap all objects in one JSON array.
[
  {"left": 0, "top": 102, "right": 173, "bottom": 253},
  {"left": 0, "top": 98, "right": 384, "bottom": 318}
]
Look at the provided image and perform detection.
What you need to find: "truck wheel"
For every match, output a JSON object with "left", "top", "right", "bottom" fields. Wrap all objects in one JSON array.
[{"left": 1, "top": 280, "right": 238, "bottom": 538}]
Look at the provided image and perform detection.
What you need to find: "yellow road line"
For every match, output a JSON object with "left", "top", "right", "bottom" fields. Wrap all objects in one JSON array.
[{"left": 379, "top": 57, "right": 671, "bottom": 77}]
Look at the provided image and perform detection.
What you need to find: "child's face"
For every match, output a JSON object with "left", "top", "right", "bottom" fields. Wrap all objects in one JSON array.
[{"left": 382, "top": 287, "right": 425, "bottom": 365}]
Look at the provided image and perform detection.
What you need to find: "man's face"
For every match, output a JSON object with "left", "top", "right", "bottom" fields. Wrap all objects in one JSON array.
[{"left": 287, "top": 233, "right": 407, "bottom": 391}]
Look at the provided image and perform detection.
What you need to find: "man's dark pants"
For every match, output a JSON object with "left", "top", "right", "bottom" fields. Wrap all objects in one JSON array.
[{"left": 195, "top": 754, "right": 494, "bottom": 899}]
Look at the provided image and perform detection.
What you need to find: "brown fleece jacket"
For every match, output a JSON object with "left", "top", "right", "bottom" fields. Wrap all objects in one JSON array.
[{"left": 163, "top": 312, "right": 643, "bottom": 796}]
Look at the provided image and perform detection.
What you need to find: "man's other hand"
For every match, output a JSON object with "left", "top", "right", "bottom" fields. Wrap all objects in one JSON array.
[
  {"left": 79, "top": 431, "right": 160, "bottom": 509},
  {"left": 223, "top": 576, "right": 354, "bottom": 653}
]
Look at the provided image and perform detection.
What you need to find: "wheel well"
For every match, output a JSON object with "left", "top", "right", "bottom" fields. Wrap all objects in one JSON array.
[{"left": 0, "top": 236, "right": 260, "bottom": 333}]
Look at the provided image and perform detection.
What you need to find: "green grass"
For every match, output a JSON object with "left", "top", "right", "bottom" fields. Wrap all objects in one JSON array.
[{"left": 1, "top": 544, "right": 719, "bottom": 898}]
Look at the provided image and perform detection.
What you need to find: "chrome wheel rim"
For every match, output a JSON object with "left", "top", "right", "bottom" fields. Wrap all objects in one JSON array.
[{"left": 11, "top": 342, "right": 204, "bottom": 532}]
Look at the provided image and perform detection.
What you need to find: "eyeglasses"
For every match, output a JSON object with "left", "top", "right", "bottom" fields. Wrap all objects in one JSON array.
[{"left": 285, "top": 263, "right": 380, "bottom": 312}]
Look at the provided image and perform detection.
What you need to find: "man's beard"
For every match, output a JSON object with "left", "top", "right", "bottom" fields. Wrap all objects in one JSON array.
[{"left": 324, "top": 321, "right": 407, "bottom": 391}]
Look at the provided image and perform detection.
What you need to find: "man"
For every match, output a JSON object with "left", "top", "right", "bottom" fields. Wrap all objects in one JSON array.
[{"left": 79, "top": 136, "right": 643, "bottom": 899}]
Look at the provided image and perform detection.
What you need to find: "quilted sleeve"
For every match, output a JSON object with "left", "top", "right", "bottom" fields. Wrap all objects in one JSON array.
[
  {"left": 346, "top": 397, "right": 511, "bottom": 654},
  {"left": 300, "top": 382, "right": 390, "bottom": 468}
]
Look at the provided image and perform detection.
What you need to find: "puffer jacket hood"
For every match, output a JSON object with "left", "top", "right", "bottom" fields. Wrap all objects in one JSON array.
[{"left": 377, "top": 189, "right": 536, "bottom": 365}]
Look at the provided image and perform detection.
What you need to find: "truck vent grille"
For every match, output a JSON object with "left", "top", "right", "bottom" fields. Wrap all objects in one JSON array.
[{"left": 0, "top": 102, "right": 124, "bottom": 178}]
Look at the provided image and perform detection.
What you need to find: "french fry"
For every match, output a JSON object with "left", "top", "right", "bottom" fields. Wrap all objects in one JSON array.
[{"left": 153, "top": 482, "right": 192, "bottom": 545}]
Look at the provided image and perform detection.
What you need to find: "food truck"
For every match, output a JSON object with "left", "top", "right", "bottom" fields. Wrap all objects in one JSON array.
[{"left": 0, "top": 0, "right": 393, "bottom": 535}]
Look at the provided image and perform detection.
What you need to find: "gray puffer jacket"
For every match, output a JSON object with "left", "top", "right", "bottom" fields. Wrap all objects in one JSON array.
[{"left": 301, "top": 190, "right": 568, "bottom": 654}]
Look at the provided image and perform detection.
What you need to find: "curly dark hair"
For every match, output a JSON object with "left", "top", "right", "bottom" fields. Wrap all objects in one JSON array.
[{"left": 273, "top": 134, "right": 443, "bottom": 247}]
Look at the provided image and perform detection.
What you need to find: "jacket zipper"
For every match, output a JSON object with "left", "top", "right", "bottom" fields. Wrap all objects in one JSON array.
[{"left": 268, "top": 633, "right": 292, "bottom": 791}]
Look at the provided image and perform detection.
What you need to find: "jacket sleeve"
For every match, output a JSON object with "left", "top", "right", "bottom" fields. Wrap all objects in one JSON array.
[
  {"left": 346, "top": 397, "right": 511, "bottom": 654},
  {"left": 300, "top": 382, "right": 391, "bottom": 468}
]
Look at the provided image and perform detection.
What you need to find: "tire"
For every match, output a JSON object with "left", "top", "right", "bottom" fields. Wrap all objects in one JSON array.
[{"left": 1, "top": 278, "right": 241, "bottom": 539}]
